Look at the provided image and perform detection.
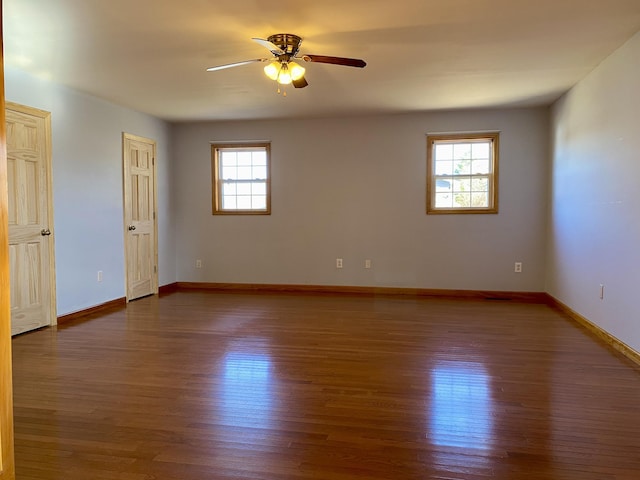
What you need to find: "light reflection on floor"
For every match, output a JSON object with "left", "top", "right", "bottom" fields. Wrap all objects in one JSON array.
[
  {"left": 220, "top": 341, "right": 273, "bottom": 429},
  {"left": 429, "top": 360, "right": 494, "bottom": 450}
]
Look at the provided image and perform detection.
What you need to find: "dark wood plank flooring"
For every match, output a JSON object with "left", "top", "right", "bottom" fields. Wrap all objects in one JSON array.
[{"left": 11, "top": 290, "right": 640, "bottom": 479}]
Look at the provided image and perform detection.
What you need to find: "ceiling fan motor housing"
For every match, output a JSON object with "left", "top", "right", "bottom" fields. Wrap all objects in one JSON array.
[{"left": 268, "top": 34, "right": 303, "bottom": 57}]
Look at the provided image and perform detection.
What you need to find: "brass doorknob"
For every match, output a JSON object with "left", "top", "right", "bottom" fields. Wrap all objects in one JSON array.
[
  {"left": 40, "top": 229, "right": 51, "bottom": 236},
  {"left": 128, "top": 225, "right": 136, "bottom": 231}
]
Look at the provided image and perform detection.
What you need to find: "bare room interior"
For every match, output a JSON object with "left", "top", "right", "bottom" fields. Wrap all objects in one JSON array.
[{"left": 1, "top": 1, "right": 640, "bottom": 479}]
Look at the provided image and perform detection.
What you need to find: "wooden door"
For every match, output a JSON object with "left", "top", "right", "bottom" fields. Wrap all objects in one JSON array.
[
  {"left": 6, "top": 103, "right": 56, "bottom": 335},
  {"left": 1, "top": 1, "right": 17, "bottom": 476},
  {"left": 123, "top": 133, "right": 157, "bottom": 301}
]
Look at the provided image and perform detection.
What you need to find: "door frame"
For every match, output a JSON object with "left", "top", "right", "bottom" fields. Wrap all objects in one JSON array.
[
  {"left": 122, "top": 132, "right": 158, "bottom": 301},
  {"left": 1, "top": 0, "right": 17, "bottom": 476},
  {"left": 6, "top": 101, "right": 57, "bottom": 331}
]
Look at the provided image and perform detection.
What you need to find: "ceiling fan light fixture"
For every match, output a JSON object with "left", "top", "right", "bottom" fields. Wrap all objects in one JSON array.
[
  {"left": 263, "top": 61, "right": 281, "bottom": 80},
  {"left": 277, "top": 64, "right": 292, "bottom": 85},
  {"left": 289, "top": 62, "right": 305, "bottom": 81}
]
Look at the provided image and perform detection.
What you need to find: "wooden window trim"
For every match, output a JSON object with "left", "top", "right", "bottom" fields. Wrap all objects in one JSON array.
[
  {"left": 211, "top": 142, "right": 271, "bottom": 215},
  {"left": 426, "top": 132, "right": 499, "bottom": 215}
]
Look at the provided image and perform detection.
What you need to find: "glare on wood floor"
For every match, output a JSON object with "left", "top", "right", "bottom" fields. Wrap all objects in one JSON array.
[{"left": 11, "top": 291, "right": 640, "bottom": 479}]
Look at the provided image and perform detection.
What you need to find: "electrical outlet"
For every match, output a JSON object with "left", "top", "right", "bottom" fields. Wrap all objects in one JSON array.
[
  {"left": 336, "top": 258, "right": 343, "bottom": 269},
  {"left": 97, "top": 271, "right": 103, "bottom": 282},
  {"left": 365, "top": 259, "right": 372, "bottom": 269},
  {"left": 514, "top": 262, "right": 522, "bottom": 273},
  {"left": 196, "top": 259, "right": 202, "bottom": 268}
]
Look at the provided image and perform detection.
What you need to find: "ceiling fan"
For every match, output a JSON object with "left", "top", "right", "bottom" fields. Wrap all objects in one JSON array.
[{"left": 206, "top": 33, "right": 367, "bottom": 92}]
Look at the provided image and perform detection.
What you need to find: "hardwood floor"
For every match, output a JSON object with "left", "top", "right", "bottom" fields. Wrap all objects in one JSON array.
[{"left": 11, "top": 291, "right": 640, "bottom": 479}]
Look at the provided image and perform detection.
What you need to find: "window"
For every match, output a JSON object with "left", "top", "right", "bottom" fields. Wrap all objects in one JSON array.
[
  {"left": 427, "top": 133, "right": 499, "bottom": 214},
  {"left": 212, "top": 143, "right": 271, "bottom": 215}
]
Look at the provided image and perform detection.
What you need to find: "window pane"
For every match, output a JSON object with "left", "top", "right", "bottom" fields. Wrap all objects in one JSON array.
[
  {"left": 453, "top": 178, "right": 471, "bottom": 193},
  {"left": 252, "top": 196, "right": 267, "bottom": 209},
  {"left": 237, "top": 183, "right": 251, "bottom": 195},
  {"left": 252, "top": 151, "right": 267, "bottom": 165},
  {"left": 237, "top": 166, "right": 252, "bottom": 180},
  {"left": 223, "top": 183, "right": 237, "bottom": 196},
  {"left": 435, "top": 160, "right": 453, "bottom": 175},
  {"left": 453, "top": 143, "right": 471, "bottom": 160},
  {"left": 472, "top": 142, "right": 490, "bottom": 159},
  {"left": 435, "top": 193, "right": 452, "bottom": 208},
  {"left": 252, "top": 182, "right": 266, "bottom": 195},
  {"left": 454, "top": 192, "right": 471, "bottom": 208},
  {"left": 220, "top": 151, "right": 237, "bottom": 165},
  {"left": 434, "top": 144, "right": 453, "bottom": 160},
  {"left": 435, "top": 178, "right": 452, "bottom": 193},
  {"left": 237, "top": 152, "right": 252, "bottom": 166},
  {"left": 222, "top": 196, "right": 237, "bottom": 209},
  {"left": 472, "top": 192, "right": 488, "bottom": 207},
  {"left": 472, "top": 177, "right": 489, "bottom": 192},
  {"left": 453, "top": 159, "right": 471, "bottom": 175},
  {"left": 237, "top": 196, "right": 251, "bottom": 209},
  {"left": 221, "top": 165, "right": 237, "bottom": 180},
  {"left": 471, "top": 159, "right": 490, "bottom": 174},
  {"left": 253, "top": 166, "right": 267, "bottom": 179}
]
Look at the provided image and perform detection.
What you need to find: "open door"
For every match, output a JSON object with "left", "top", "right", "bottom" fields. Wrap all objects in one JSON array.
[
  {"left": 6, "top": 102, "right": 56, "bottom": 335},
  {"left": 0, "top": 1, "right": 17, "bottom": 477}
]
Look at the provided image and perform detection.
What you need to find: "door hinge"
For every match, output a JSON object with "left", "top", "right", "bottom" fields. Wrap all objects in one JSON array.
[
  {"left": 154, "top": 265, "right": 157, "bottom": 273},
  {"left": 153, "top": 212, "right": 156, "bottom": 220}
]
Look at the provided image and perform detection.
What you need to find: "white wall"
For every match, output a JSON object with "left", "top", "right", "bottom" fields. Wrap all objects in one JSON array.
[
  {"left": 5, "top": 66, "right": 176, "bottom": 316},
  {"left": 172, "top": 108, "right": 549, "bottom": 291},
  {"left": 548, "top": 31, "right": 640, "bottom": 351}
]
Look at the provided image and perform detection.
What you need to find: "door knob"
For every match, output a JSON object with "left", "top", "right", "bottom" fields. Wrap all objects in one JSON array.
[
  {"left": 40, "top": 229, "right": 51, "bottom": 236},
  {"left": 128, "top": 225, "right": 136, "bottom": 231}
]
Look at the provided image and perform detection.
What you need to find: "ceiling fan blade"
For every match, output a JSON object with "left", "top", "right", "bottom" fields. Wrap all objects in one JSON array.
[
  {"left": 252, "top": 37, "right": 284, "bottom": 55},
  {"left": 302, "top": 55, "right": 366, "bottom": 68},
  {"left": 206, "top": 59, "right": 265, "bottom": 72},
  {"left": 292, "top": 76, "right": 309, "bottom": 89}
]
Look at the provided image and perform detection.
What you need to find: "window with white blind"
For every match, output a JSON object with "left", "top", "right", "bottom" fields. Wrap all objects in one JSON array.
[
  {"left": 426, "top": 133, "right": 499, "bottom": 214},
  {"left": 212, "top": 143, "right": 271, "bottom": 215}
]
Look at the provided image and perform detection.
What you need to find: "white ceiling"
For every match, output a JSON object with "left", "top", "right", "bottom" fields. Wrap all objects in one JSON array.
[{"left": 5, "top": 0, "right": 640, "bottom": 122}]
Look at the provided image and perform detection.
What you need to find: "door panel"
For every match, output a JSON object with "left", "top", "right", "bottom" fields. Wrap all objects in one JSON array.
[
  {"left": 6, "top": 103, "right": 55, "bottom": 336},
  {"left": 8, "top": 242, "right": 45, "bottom": 333},
  {"left": 123, "top": 133, "right": 157, "bottom": 301}
]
